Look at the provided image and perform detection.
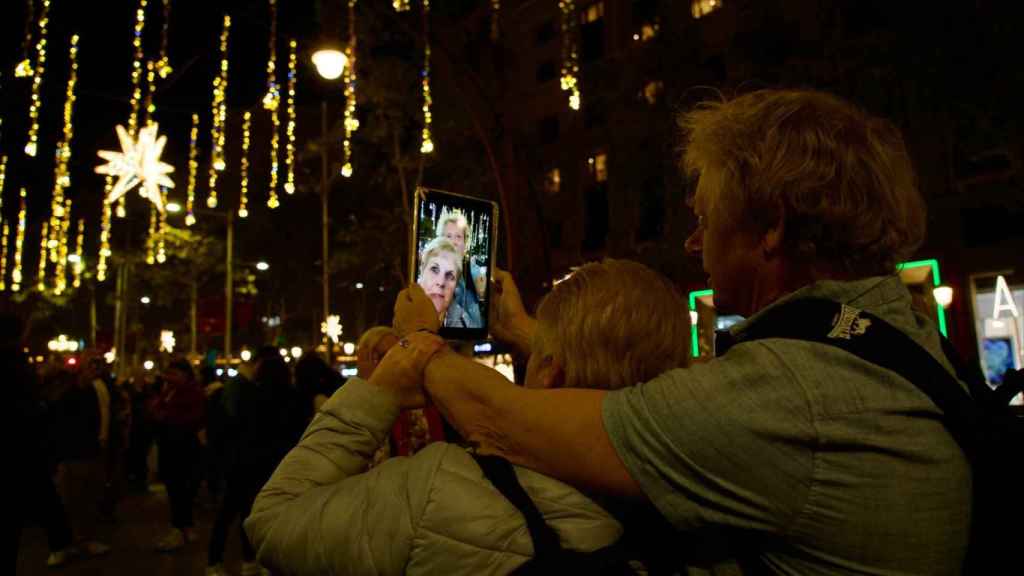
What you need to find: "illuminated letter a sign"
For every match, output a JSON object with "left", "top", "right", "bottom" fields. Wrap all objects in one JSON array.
[{"left": 992, "top": 275, "right": 1020, "bottom": 319}]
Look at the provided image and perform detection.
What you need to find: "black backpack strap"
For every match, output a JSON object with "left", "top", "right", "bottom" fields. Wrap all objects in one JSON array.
[
  {"left": 734, "top": 298, "right": 977, "bottom": 458},
  {"left": 470, "top": 452, "right": 563, "bottom": 558}
]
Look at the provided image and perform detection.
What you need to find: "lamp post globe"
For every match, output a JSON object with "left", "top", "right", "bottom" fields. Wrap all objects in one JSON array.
[{"left": 312, "top": 48, "right": 347, "bottom": 80}]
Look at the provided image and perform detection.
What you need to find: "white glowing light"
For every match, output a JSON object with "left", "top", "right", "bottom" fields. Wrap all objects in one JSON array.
[
  {"left": 343, "top": 342, "right": 356, "bottom": 355},
  {"left": 322, "top": 315, "right": 343, "bottom": 344},
  {"left": 166, "top": 202, "right": 181, "bottom": 213},
  {"left": 256, "top": 261, "right": 269, "bottom": 271},
  {"left": 140, "top": 296, "right": 151, "bottom": 304},
  {"left": 47, "top": 334, "right": 79, "bottom": 353},
  {"left": 290, "top": 346, "right": 303, "bottom": 359},
  {"left": 144, "top": 360, "right": 155, "bottom": 370},
  {"left": 689, "top": 311, "right": 699, "bottom": 325},
  {"left": 227, "top": 368, "right": 238, "bottom": 378},
  {"left": 279, "top": 348, "right": 288, "bottom": 357},
  {"left": 933, "top": 286, "right": 954, "bottom": 309},
  {"left": 240, "top": 349, "right": 252, "bottom": 362},
  {"left": 104, "top": 349, "right": 116, "bottom": 364},
  {"left": 313, "top": 48, "right": 348, "bottom": 80},
  {"left": 95, "top": 123, "right": 175, "bottom": 212},
  {"left": 160, "top": 330, "right": 176, "bottom": 353},
  {"left": 355, "top": 282, "right": 364, "bottom": 290}
]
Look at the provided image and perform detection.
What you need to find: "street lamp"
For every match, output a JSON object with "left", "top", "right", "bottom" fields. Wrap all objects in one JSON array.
[
  {"left": 313, "top": 44, "right": 349, "bottom": 363},
  {"left": 256, "top": 261, "right": 270, "bottom": 271}
]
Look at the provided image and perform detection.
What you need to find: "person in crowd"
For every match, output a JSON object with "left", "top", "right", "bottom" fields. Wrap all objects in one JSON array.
[
  {"left": 207, "top": 347, "right": 303, "bottom": 576},
  {"left": 379, "top": 89, "right": 972, "bottom": 574},
  {"left": 148, "top": 359, "right": 206, "bottom": 552},
  {"left": 125, "top": 371, "right": 156, "bottom": 492},
  {"left": 416, "top": 237, "right": 471, "bottom": 328},
  {"left": 202, "top": 365, "right": 228, "bottom": 509},
  {"left": 10, "top": 314, "right": 75, "bottom": 569},
  {"left": 51, "top": 360, "right": 113, "bottom": 559},
  {"left": 436, "top": 211, "right": 485, "bottom": 327},
  {"left": 99, "top": 362, "right": 131, "bottom": 521},
  {"left": 294, "top": 351, "right": 341, "bottom": 424},
  {"left": 245, "top": 260, "right": 691, "bottom": 575}
]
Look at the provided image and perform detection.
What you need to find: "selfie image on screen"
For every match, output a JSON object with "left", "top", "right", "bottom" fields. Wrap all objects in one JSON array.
[{"left": 414, "top": 191, "right": 493, "bottom": 334}]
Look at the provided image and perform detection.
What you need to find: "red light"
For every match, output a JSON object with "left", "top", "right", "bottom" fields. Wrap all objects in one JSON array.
[{"left": 67, "top": 357, "right": 77, "bottom": 366}]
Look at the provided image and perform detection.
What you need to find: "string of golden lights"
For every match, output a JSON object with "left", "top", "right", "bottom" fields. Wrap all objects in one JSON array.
[
  {"left": 207, "top": 14, "right": 231, "bottom": 209},
  {"left": 340, "top": 0, "right": 359, "bottom": 178},
  {"left": 128, "top": 0, "right": 148, "bottom": 135},
  {"left": 0, "top": 222, "right": 8, "bottom": 291},
  {"left": 54, "top": 199, "right": 71, "bottom": 295},
  {"left": 14, "top": 0, "right": 34, "bottom": 78},
  {"left": 49, "top": 34, "right": 79, "bottom": 275},
  {"left": 24, "top": 0, "right": 51, "bottom": 157},
  {"left": 420, "top": 0, "right": 434, "bottom": 155},
  {"left": 239, "top": 110, "right": 251, "bottom": 218},
  {"left": 284, "top": 39, "right": 297, "bottom": 194},
  {"left": 157, "top": 0, "right": 173, "bottom": 78},
  {"left": 37, "top": 221, "right": 48, "bottom": 292},
  {"left": 72, "top": 218, "right": 84, "bottom": 289},
  {"left": 11, "top": 189, "right": 27, "bottom": 292},
  {"left": 393, "top": 0, "right": 410, "bottom": 12},
  {"left": 97, "top": 177, "right": 113, "bottom": 282},
  {"left": 157, "top": 190, "right": 167, "bottom": 263},
  {"left": 146, "top": 205, "right": 157, "bottom": 265},
  {"left": 185, "top": 113, "right": 199, "bottom": 225},
  {"left": 264, "top": 0, "right": 281, "bottom": 209},
  {"left": 559, "top": 0, "right": 581, "bottom": 111}
]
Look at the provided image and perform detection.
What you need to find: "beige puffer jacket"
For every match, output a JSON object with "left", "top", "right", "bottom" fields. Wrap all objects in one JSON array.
[{"left": 245, "top": 378, "right": 623, "bottom": 576}]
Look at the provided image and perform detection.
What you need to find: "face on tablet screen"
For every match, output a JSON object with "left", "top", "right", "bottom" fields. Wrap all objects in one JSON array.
[{"left": 413, "top": 190, "right": 495, "bottom": 339}]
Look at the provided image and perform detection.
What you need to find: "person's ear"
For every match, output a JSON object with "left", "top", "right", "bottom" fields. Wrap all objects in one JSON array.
[{"left": 539, "top": 356, "right": 565, "bottom": 389}]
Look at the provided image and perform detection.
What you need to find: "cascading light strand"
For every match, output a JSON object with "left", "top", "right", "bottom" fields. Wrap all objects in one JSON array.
[
  {"left": 37, "top": 221, "right": 48, "bottom": 292},
  {"left": 0, "top": 222, "right": 8, "bottom": 291},
  {"left": 156, "top": 0, "right": 173, "bottom": 78},
  {"left": 14, "top": 0, "right": 34, "bottom": 77},
  {"left": 24, "top": 0, "right": 51, "bottom": 157},
  {"left": 72, "top": 218, "right": 84, "bottom": 289},
  {"left": 54, "top": 198, "right": 71, "bottom": 295},
  {"left": 156, "top": 189, "right": 167, "bottom": 263},
  {"left": 207, "top": 14, "right": 231, "bottom": 209},
  {"left": 11, "top": 189, "right": 27, "bottom": 292},
  {"left": 239, "top": 110, "right": 251, "bottom": 218},
  {"left": 559, "top": 0, "right": 581, "bottom": 111},
  {"left": 49, "top": 34, "right": 79, "bottom": 269},
  {"left": 185, "top": 113, "right": 199, "bottom": 225},
  {"left": 146, "top": 204, "right": 157, "bottom": 265},
  {"left": 143, "top": 59, "right": 157, "bottom": 125},
  {"left": 128, "top": 0, "right": 148, "bottom": 136},
  {"left": 340, "top": 0, "right": 359, "bottom": 178},
  {"left": 264, "top": 0, "right": 281, "bottom": 208},
  {"left": 393, "top": 0, "right": 410, "bottom": 11},
  {"left": 283, "top": 39, "right": 297, "bottom": 194},
  {"left": 419, "top": 0, "right": 434, "bottom": 155},
  {"left": 97, "top": 178, "right": 113, "bottom": 282}
]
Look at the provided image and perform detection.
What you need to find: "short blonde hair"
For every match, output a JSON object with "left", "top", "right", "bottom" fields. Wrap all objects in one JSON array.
[
  {"left": 680, "top": 89, "right": 925, "bottom": 277},
  {"left": 419, "top": 237, "right": 463, "bottom": 281},
  {"left": 533, "top": 259, "right": 690, "bottom": 391},
  {"left": 437, "top": 211, "right": 469, "bottom": 239}
]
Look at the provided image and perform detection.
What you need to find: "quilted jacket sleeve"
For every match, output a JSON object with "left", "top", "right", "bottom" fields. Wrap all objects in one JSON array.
[{"left": 245, "top": 378, "right": 443, "bottom": 576}]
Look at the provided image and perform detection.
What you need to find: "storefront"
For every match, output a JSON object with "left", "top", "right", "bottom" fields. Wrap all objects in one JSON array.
[{"left": 967, "top": 272, "right": 1022, "bottom": 389}]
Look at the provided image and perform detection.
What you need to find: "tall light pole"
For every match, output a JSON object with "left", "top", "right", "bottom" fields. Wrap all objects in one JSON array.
[{"left": 313, "top": 44, "right": 348, "bottom": 364}]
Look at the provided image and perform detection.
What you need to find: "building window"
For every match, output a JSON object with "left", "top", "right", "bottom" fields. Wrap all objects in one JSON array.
[
  {"left": 539, "top": 116, "right": 560, "bottom": 144},
  {"left": 691, "top": 0, "right": 722, "bottom": 19},
  {"left": 581, "top": 2, "right": 604, "bottom": 24},
  {"left": 588, "top": 152, "right": 608, "bottom": 182},
  {"left": 641, "top": 80, "right": 663, "bottom": 105},
  {"left": 535, "top": 19, "right": 556, "bottom": 46},
  {"left": 543, "top": 168, "right": 561, "bottom": 195},
  {"left": 633, "top": 22, "right": 659, "bottom": 42},
  {"left": 536, "top": 59, "right": 557, "bottom": 84}
]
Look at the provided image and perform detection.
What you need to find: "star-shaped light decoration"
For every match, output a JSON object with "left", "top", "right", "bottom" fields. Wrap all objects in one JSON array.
[
  {"left": 321, "top": 314, "right": 343, "bottom": 344},
  {"left": 95, "top": 124, "right": 175, "bottom": 212}
]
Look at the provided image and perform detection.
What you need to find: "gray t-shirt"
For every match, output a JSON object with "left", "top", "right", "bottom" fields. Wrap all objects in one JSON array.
[{"left": 603, "top": 276, "right": 970, "bottom": 575}]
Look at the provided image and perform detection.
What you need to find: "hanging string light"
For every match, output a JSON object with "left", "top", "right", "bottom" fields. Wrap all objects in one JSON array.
[
  {"left": 146, "top": 205, "right": 157, "bottom": 265},
  {"left": 239, "top": 110, "right": 251, "bottom": 218},
  {"left": 559, "top": 0, "right": 581, "bottom": 111},
  {"left": 49, "top": 34, "right": 79, "bottom": 270},
  {"left": 54, "top": 199, "right": 71, "bottom": 295},
  {"left": 185, "top": 113, "right": 198, "bottom": 225},
  {"left": 420, "top": 0, "right": 434, "bottom": 155},
  {"left": 24, "top": 0, "right": 51, "bottom": 157},
  {"left": 490, "top": 0, "right": 501, "bottom": 41},
  {"left": 14, "top": 0, "right": 35, "bottom": 77},
  {"left": 37, "top": 221, "right": 48, "bottom": 292},
  {"left": 128, "top": 0, "right": 148, "bottom": 136},
  {"left": 71, "top": 218, "right": 84, "bottom": 289},
  {"left": 283, "top": 39, "right": 297, "bottom": 194},
  {"left": 0, "top": 222, "right": 8, "bottom": 291},
  {"left": 340, "top": 0, "right": 359, "bottom": 178},
  {"left": 393, "top": 0, "right": 410, "bottom": 11},
  {"left": 156, "top": 189, "right": 167, "bottom": 263},
  {"left": 207, "top": 14, "right": 231, "bottom": 209},
  {"left": 156, "top": 0, "right": 173, "bottom": 78},
  {"left": 263, "top": 0, "right": 281, "bottom": 209},
  {"left": 143, "top": 59, "right": 157, "bottom": 125},
  {"left": 11, "top": 189, "right": 27, "bottom": 292},
  {"left": 97, "top": 178, "right": 113, "bottom": 282}
]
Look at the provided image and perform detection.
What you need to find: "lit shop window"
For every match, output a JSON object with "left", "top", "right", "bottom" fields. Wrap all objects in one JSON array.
[
  {"left": 642, "top": 80, "right": 664, "bottom": 104},
  {"left": 544, "top": 168, "right": 562, "bottom": 194},
  {"left": 691, "top": 0, "right": 722, "bottom": 19},
  {"left": 588, "top": 152, "right": 608, "bottom": 182},
  {"left": 581, "top": 2, "right": 604, "bottom": 24}
]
